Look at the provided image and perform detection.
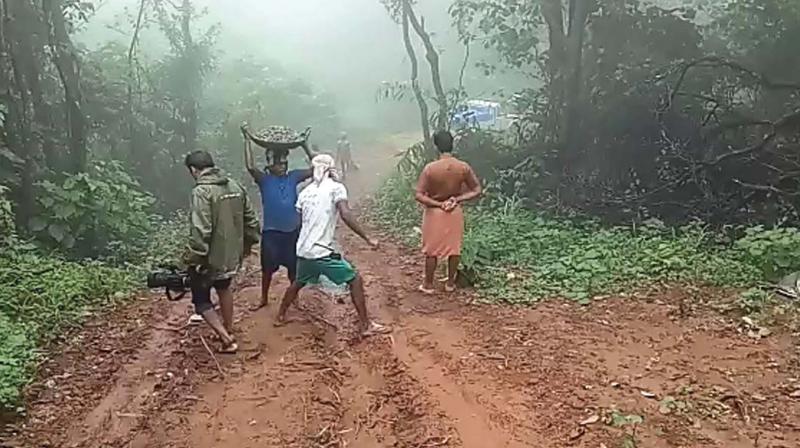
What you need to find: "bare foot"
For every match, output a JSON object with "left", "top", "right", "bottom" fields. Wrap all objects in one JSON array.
[{"left": 444, "top": 283, "right": 456, "bottom": 293}]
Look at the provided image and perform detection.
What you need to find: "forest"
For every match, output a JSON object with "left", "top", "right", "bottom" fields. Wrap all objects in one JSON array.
[{"left": 1, "top": 1, "right": 800, "bottom": 446}]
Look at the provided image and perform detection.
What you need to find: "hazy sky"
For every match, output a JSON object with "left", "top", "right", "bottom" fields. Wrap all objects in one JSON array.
[{"left": 81, "top": 0, "right": 462, "bottom": 128}]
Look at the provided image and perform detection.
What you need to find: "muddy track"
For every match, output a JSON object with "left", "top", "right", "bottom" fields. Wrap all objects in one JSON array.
[{"left": 5, "top": 135, "right": 800, "bottom": 448}]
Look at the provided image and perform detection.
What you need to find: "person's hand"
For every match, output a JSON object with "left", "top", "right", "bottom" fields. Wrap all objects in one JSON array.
[
  {"left": 442, "top": 197, "right": 459, "bottom": 212},
  {"left": 366, "top": 238, "right": 380, "bottom": 250},
  {"left": 240, "top": 122, "right": 250, "bottom": 137}
]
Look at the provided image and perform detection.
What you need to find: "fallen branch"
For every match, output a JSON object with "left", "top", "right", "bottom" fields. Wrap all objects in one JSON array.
[
  {"left": 417, "top": 435, "right": 452, "bottom": 447},
  {"left": 199, "top": 334, "right": 225, "bottom": 377},
  {"left": 152, "top": 324, "right": 187, "bottom": 332}
]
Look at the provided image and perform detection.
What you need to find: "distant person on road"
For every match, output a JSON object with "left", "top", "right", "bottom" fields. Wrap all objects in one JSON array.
[
  {"left": 184, "top": 150, "right": 261, "bottom": 353},
  {"left": 275, "top": 154, "right": 390, "bottom": 337},
  {"left": 415, "top": 130, "right": 482, "bottom": 293},
  {"left": 336, "top": 132, "right": 358, "bottom": 181},
  {"left": 242, "top": 125, "right": 314, "bottom": 309}
]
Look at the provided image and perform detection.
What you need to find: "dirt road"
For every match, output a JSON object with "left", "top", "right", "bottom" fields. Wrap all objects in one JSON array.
[{"left": 5, "top": 134, "right": 800, "bottom": 448}]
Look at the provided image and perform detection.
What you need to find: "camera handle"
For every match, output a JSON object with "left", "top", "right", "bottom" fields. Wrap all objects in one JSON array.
[{"left": 165, "top": 288, "right": 188, "bottom": 302}]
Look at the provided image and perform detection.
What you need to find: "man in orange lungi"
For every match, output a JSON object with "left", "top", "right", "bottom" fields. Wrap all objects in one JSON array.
[{"left": 415, "top": 130, "right": 482, "bottom": 293}]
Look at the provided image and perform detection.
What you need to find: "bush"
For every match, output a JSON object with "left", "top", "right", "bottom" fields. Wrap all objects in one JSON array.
[
  {"left": 0, "top": 313, "right": 35, "bottom": 411},
  {"left": 0, "top": 178, "right": 183, "bottom": 411},
  {"left": 28, "top": 161, "right": 155, "bottom": 260},
  {"left": 734, "top": 226, "right": 800, "bottom": 280}
]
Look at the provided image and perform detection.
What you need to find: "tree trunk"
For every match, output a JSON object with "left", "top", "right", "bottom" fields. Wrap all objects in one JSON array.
[
  {"left": 540, "top": 0, "right": 568, "bottom": 145},
  {"left": 562, "top": 0, "right": 594, "bottom": 163},
  {"left": 43, "top": 0, "right": 87, "bottom": 173},
  {"left": 179, "top": 0, "right": 198, "bottom": 153},
  {"left": 10, "top": 0, "right": 58, "bottom": 171},
  {"left": 401, "top": 7, "right": 433, "bottom": 152},
  {"left": 539, "top": 0, "right": 595, "bottom": 172},
  {"left": 1, "top": 0, "right": 37, "bottom": 226},
  {"left": 404, "top": 1, "right": 449, "bottom": 132}
]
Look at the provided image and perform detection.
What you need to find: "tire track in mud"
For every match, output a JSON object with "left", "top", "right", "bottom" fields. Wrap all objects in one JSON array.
[{"left": 340, "top": 234, "right": 543, "bottom": 448}]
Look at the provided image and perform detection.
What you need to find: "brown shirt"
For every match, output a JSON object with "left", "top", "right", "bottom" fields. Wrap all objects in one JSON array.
[{"left": 416, "top": 155, "right": 479, "bottom": 202}]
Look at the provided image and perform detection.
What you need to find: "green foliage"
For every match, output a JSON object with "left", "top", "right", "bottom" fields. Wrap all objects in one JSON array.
[
  {"left": 0, "top": 248, "right": 138, "bottom": 410},
  {"left": 28, "top": 161, "right": 155, "bottom": 260},
  {"left": 0, "top": 185, "right": 14, "bottom": 241},
  {"left": 0, "top": 251, "right": 136, "bottom": 337},
  {"left": 140, "top": 212, "right": 189, "bottom": 269},
  {"left": 0, "top": 181, "right": 183, "bottom": 412},
  {"left": 371, "top": 142, "right": 431, "bottom": 243},
  {"left": 734, "top": 226, "right": 800, "bottom": 280},
  {"left": 736, "top": 287, "right": 773, "bottom": 316},
  {"left": 610, "top": 410, "right": 644, "bottom": 428},
  {"left": 459, "top": 206, "right": 760, "bottom": 304},
  {"left": 0, "top": 313, "right": 35, "bottom": 410}
]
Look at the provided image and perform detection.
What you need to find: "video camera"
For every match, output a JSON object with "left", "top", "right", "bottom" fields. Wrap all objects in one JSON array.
[{"left": 147, "top": 266, "right": 191, "bottom": 301}]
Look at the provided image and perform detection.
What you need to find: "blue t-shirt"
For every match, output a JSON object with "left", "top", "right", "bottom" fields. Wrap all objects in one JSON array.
[{"left": 258, "top": 170, "right": 306, "bottom": 233}]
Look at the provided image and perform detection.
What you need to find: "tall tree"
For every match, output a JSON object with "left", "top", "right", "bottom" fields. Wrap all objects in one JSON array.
[
  {"left": 403, "top": 1, "right": 449, "bottom": 133},
  {"left": 43, "top": 0, "right": 87, "bottom": 173}
]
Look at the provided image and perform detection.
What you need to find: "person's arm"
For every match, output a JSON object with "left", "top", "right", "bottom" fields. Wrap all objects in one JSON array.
[
  {"left": 336, "top": 199, "right": 377, "bottom": 248},
  {"left": 454, "top": 164, "right": 482, "bottom": 204},
  {"left": 301, "top": 143, "right": 315, "bottom": 162},
  {"left": 241, "top": 125, "right": 265, "bottom": 183},
  {"left": 333, "top": 184, "right": 376, "bottom": 247},
  {"left": 293, "top": 144, "right": 314, "bottom": 181},
  {"left": 414, "top": 166, "right": 443, "bottom": 209},
  {"left": 183, "top": 187, "right": 212, "bottom": 268},
  {"left": 241, "top": 184, "right": 261, "bottom": 253}
]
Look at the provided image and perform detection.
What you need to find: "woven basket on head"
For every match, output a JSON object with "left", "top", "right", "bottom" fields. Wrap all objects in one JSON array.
[{"left": 243, "top": 125, "right": 311, "bottom": 151}]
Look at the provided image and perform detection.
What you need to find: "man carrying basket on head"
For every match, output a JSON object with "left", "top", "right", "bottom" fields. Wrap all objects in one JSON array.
[{"left": 241, "top": 124, "right": 315, "bottom": 310}]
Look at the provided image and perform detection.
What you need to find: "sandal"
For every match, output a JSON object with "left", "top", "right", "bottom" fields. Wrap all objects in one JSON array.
[
  {"left": 361, "top": 322, "right": 392, "bottom": 337},
  {"left": 273, "top": 316, "right": 297, "bottom": 328},
  {"left": 418, "top": 285, "right": 435, "bottom": 295},
  {"left": 444, "top": 284, "right": 456, "bottom": 293},
  {"left": 219, "top": 341, "right": 238, "bottom": 354}
]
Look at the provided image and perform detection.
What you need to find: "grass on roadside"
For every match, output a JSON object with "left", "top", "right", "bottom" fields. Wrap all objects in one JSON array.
[{"left": 0, "top": 215, "right": 185, "bottom": 411}]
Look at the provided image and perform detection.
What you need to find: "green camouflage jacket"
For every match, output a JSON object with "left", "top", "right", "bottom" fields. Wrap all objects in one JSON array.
[{"left": 183, "top": 167, "right": 260, "bottom": 278}]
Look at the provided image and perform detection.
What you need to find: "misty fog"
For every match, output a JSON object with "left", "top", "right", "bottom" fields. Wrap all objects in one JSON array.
[{"left": 77, "top": 0, "right": 447, "bottom": 131}]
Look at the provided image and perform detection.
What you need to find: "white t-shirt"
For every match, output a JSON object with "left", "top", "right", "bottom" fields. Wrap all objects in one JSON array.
[{"left": 295, "top": 177, "right": 348, "bottom": 259}]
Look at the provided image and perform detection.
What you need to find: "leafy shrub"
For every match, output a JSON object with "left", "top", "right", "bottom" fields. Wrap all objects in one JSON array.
[
  {"left": 0, "top": 185, "right": 13, "bottom": 240},
  {"left": 29, "top": 161, "right": 155, "bottom": 260},
  {"left": 0, "top": 248, "right": 139, "bottom": 410},
  {"left": 458, "top": 205, "right": 760, "bottom": 303},
  {"left": 371, "top": 142, "right": 430, "bottom": 244},
  {"left": 138, "top": 212, "right": 188, "bottom": 269},
  {"left": 0, "top": 179, "right": 183, "bottom": 411},
  {"left": 0, "top": 313, "right": 36, "bottom": 410},
  {"left": 734, "top": 226, "right": 800, "bottom": 280},
  {"left": 736, "top": 288, "right": 773, "bottom": 316}
]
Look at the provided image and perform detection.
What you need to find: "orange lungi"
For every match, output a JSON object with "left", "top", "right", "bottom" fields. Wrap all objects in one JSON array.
[{"left": 421, "top": 206, "right": 464, "bottom": 257}]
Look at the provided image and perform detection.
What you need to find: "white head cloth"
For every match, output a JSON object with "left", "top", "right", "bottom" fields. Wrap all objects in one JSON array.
[{"left": 312, "top": 154, "right": 338, "bottom": 184}]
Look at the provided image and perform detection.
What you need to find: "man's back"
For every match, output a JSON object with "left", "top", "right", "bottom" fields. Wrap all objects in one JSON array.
[
  {"left": 188, "top": 168, "right": 260, "bottom": 277},
  {"left": 419, "top": 156, "right": 474, "bottom": 202}
]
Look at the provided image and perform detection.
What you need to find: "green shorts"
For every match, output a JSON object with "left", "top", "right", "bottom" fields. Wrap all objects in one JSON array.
[{"left": 297, "top": 256, "right": 357, "bottom": 286}]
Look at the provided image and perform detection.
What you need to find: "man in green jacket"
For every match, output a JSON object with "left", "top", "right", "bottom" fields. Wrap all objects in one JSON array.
[{"left": 183, "top": 150, "right": 260, "bottom": 353}]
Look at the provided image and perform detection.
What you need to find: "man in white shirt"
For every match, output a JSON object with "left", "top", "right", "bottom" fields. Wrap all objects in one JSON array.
[{"left": 275, "top": 154, "right": 390, "bottom": 337}]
